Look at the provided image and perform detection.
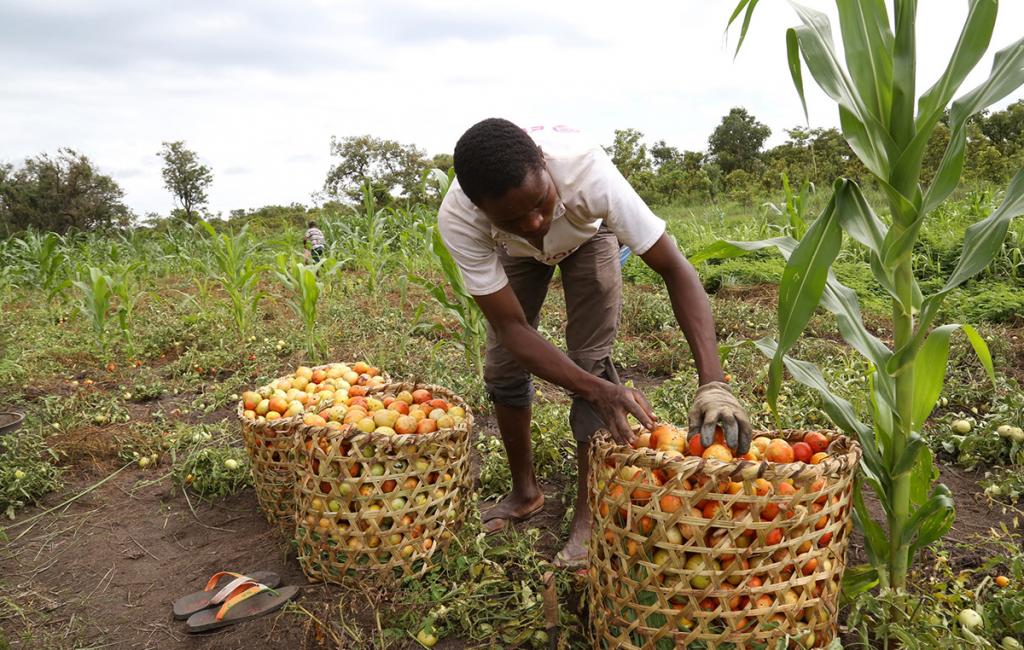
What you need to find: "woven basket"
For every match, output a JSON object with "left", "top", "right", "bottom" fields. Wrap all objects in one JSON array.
[
  {"left": 587, "top": 429, "right": 861, "bottom": 650},
  {"left": 293, "top": 382, "right": 473, "bottom": 582},
  {"left": 237, "top": 362, "right": 389, "bottom": 533}
]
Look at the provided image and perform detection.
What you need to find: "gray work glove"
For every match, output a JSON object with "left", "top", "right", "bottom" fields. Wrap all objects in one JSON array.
[{"left": 687, "top": 381, "right": 752, "bottom": 455}]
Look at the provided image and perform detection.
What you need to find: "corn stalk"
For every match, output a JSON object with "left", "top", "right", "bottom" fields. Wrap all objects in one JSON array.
[
  {"left": 72, "top": 266, "right": 116, "bottom": 357},
  {"left": 11, "top": 231, "right": 71, "bottom": 301},
  {"left": 109, "top": 262, "right": 145, "bottom": 355},
  {"left": 414, "top": 168, "right": 486, "bottom": 377},
  {"left": 705, "top": 0, "right": 1024, "bottom": 594},
  {"left": 274, "top": 254, "right": 336, "bottom": 359},
  {"left": 200, "top": 220, "right": 265, "bottom": 337}
]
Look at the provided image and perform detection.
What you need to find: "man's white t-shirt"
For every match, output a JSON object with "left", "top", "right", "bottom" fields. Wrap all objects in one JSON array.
[{"left": 438, "top": 124, "right": 667, "bottom": 297}]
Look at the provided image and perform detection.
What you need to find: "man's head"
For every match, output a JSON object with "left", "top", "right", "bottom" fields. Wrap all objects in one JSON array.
[
  {"left": 308, "top": 220, "right": 317, "bottom": 228},
  {"left": 454, "top": 118, "right": 559, "bottom": 239}
]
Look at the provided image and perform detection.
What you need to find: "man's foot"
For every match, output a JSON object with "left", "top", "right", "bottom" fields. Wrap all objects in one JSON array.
[
  {"left": 481, "top": 492, "right": 545, "bottom": 535},
  {"left": 553, "top": 507, "right": 590, "bottom": 569},
  {"left": 552, "top": 536, "right": 588, "bottom": 570}
]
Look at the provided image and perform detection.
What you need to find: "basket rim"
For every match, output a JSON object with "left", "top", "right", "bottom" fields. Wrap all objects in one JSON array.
[
  {"left": 294, "top": 381, "right": 473, "bottom": 448},
  {"left": 593, "top": 427, "right": 861, "bottom": 480}
]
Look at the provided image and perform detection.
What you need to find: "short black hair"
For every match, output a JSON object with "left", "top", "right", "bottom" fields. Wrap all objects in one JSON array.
[
  {"left": 307, "top": 220, "right": 316, "bottom": 228},
  {"left": 453, "top": 118, "right": 544, "bottom": 206}
]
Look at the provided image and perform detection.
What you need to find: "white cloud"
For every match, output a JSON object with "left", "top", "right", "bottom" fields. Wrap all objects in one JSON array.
[{"left": 1, "top": 0, "right": 1021, "bottom": 217}]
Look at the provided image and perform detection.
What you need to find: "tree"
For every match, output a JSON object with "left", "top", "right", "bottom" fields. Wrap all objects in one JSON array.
[
  {"left": 708, "top": 107, "right": 771, "bottom": 175},
  {"left": 604, "top": 128, "right": 653, "bottom": 181},
  {"left": 978, "top": 100, "right": 1024, "bottom": 157},
  {"left": 323, "top": 135, "right": 429, "bottom": 205},
  {"left": 158, "top": 141, "right": 213, "bottom": 224},
  {"left": 430, "top": 152, "right": 454, "bottom": 173},
  {"left": 0, "top": 148, "right": 132, "bottom": 234},
  {"left": 765, "top": 127, "right": 867, "bottom": 187}
]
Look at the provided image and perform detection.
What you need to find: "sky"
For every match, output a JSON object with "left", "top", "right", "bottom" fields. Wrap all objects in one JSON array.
[{"left": 2, "top": 0, "right": 1023, "bottom": 217}]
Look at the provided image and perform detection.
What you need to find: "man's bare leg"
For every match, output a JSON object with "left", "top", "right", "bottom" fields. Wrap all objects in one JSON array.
[
  {"left": 482, "top": 402, "right": 545, "bottom": 533},
  {"left": 555, "top": 439, "right": 591, "bottom": 566}
]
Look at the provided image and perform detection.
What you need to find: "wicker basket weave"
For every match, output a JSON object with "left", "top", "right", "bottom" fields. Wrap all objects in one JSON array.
[
  {"left": 587, "top": 429, "right": 861, "bottom": 650},
  {"left": 237, "top": 362, "right": 388, "bottom": 533},
  {"left": 292, "top": 382, "right": 473, "bottom": 582}
]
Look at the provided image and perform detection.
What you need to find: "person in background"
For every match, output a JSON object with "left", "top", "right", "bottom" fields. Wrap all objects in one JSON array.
[
  {"left": 436, "top": 118, "right": 751, "bottom": 568},
  {"left": 304, "top": 220, "right": 326, "bottom": 264}
]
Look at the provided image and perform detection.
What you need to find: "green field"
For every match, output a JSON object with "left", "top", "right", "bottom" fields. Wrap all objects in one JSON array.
[{"left": 2, "top": 185, "right": 1023, "bottom": 648}]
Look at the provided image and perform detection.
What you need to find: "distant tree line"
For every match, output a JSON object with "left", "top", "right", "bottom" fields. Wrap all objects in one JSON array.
[
  {"left": 2, "top": 101, "right": 1022, "bottom": 234},
  {"left": 610, "top": 101, "right": 1024, "bottom": 206}
]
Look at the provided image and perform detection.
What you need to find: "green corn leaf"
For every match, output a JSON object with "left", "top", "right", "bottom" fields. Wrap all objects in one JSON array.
[
  {"left": 835, "top": 0, "right": 894, "bottom": 127},
  {"left": 786, "top": 28, "right": 808, "bottom": 122},
  {"left": 767, "top": 186, "right": 844, "bottom": 412},
  {"left": 726, "top": 0, "right": 762, "bottom": 58},
  {"left": 936, "top": 170, "right": 1024, "bottom": 294},
  {"left": 891, "top": 170, "right": 1024, "bottom": 371},
  {"left": 891, "top": 0, "right": 996, "bottom": 193},
  {"left": 891, "top": 434, "right": 929, "bottom": 478},
  {"left": 790, "top": 3, "right": 895, "bottom": 178},
  {"left": 852, "top": 482, "right": 890, "bottom": 574},
  {"left": 911, "top": 323, "right": 994, "bottom": 431},
  {"left": 841, "top": 564, "right": 881, "bottom": 602},
  {"left": 909, "top": 438, "right": 937, "bottom": 509},
  {"left": 889, "top": 0, "right": 918, "bottom": 154},
  {"left": 692, "top": 231, "right": 895, "bottom": 408},
  {"left": 924, "top": 36, "right": 1024, "bottom": 213},
  {"left": 903, "top": 484, "right": 955, "bottom": 557},
  {"left": 687, "top": 236, "right": 793, "bottom": 265},
  {"left": 752, "top": 337, "right": 869, "bottom": 438},
  {"left": 868, "top": 370, "right": 894, "bottom": 468}
]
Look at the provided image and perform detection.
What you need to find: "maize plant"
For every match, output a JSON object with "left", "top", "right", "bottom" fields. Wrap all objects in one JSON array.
[
  {"left": 414, "top": 226, "right": 487, "bottom": 379},
  {"left": 11, "top": 231, "right": 71, "bottom": 301},
  {"left": 109, "top": 263, "right": 146, "bottom": 355},
  {"left": 274, "top": 254, "right": 336, "bottom": 359},
  {"left": 73, "top": 266, "right": 117, "bottom": 356},
  {"left": 333, "top": 181, "right": 397, "bottom": 292},
  {"left": 703, "top": 0, "right": 1024, "bottom": 593},
  {"left": 200, "top": 220, "right": 265, "bottom": 337}
]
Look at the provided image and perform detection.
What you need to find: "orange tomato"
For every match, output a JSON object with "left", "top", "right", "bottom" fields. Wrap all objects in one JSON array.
[
  {"left": 411, "top": 389, "right": 432, "bottom": 404},
  {"left": 659, "top": 494, "right": 682, "bottom": 513},
  {"left": 803, "top": 431, "right": 829, "bottom": 453},
  {"left": 687, "top": 435, "right": 705, "bottom": 457},
  {"left": 801, "top": 557, "right": 819, "bottom": 576},
  {"left": 765, "top": 439, "right": 795, "bottom": 464},
  {"left": 702, "top": 444, "right": 734, "bottom": 462},
  {"left": 792, "top": 441, "right": 813, "bottom": 463},
  {"left": 650, "top": 425, "right": 675, "bottom": 450}
]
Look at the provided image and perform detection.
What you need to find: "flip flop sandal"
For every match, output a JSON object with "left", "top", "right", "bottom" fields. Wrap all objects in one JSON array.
[
  {"left": 185, "top": 581, "right": 299, "bottom": 633},
  {"left": 172, "top": 571, "right": 281, "bottom": 620},
  {"left": 482, "top": 497, "right": 545, "bottom": 535}
]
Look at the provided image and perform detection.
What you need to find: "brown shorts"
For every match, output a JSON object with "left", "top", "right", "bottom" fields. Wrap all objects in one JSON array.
[{"left": 484, "top": 226, "right": 622, "bottom": 442}]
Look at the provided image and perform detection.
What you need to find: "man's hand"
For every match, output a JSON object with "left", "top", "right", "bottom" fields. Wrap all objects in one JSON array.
[
  {"left": 687, "top": 381, "right": 752, "bottom": 455},
  {"left": 587, "top": 380, "right": 656, "bottom": 446}
]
